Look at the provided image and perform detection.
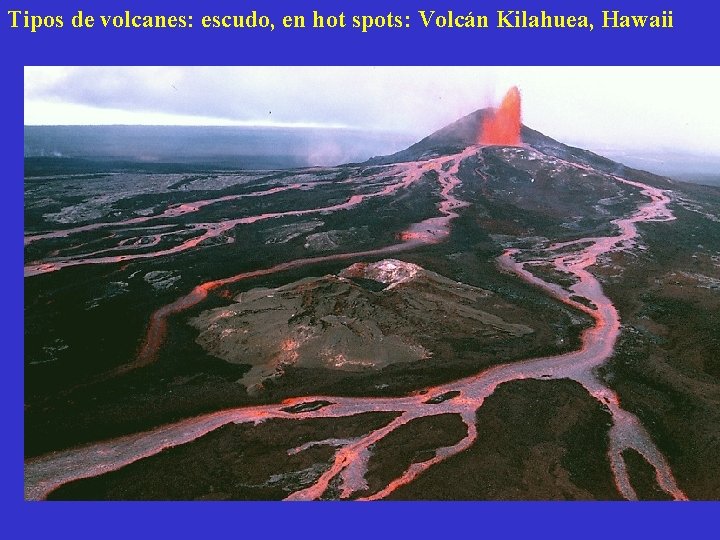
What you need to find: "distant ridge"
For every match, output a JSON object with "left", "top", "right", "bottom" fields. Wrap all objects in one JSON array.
[{"left": 23, "top": 125, "right": 415, "bottom": 170}]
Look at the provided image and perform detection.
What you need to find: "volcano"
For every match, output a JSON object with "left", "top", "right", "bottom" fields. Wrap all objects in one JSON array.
[{"left": 24, "top": 100, "right": 720, "bottom": 502}]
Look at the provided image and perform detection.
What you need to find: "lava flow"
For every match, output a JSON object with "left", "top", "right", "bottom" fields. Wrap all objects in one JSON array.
[
  {"left": 24, "top": 165, "right": 421, "bottom": 277},
  {"left": 479, "top": 86, "right": 523, "bottom": 146},
  {"left": 25, "top": 145, "right": 687, "bottom": 502},
  {"left": 131, "top": 147, "right": 474, "bottom": 372}
]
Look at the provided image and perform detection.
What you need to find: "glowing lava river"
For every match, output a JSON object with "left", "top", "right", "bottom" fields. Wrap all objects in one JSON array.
[{"left": 24, "top": 145, "right": 687, "bottom": 501}]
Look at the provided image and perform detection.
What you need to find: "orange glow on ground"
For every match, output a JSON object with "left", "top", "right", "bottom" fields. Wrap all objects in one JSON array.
[{"left": 25, "top": 142, "right": 687, "bottom": 504}]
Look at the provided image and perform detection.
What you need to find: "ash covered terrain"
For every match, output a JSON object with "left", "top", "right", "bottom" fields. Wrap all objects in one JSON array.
[{"left": 25, "top": 93, "right": 720, "bottom": 501}]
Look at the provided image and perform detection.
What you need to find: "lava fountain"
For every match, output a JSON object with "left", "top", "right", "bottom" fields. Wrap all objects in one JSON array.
[{"left": 479, "top": 86, "right": 522, "bottom": 146}]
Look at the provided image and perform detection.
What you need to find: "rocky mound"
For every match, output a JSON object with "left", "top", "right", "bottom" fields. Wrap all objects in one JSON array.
[{"left": 189, "top": 259, "right": 534, "bottom": 392}]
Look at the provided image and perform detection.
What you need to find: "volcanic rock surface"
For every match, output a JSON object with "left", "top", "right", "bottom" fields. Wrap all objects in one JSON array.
[
  {"left": 24, "top": 102, "right": 720, "bottom": 501},
  {"left": 190, "top": 259, "right": 533, "bottom": 391}
]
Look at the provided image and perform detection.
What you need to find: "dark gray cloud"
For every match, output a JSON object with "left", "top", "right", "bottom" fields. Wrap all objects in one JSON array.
[{"left": 25, "top": 67, "right": 720, "bottom": 154}]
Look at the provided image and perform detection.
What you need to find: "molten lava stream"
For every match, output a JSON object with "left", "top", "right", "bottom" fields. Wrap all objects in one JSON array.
[
  {"left": 132, "top": 151, "right": 473, "bottom": 371},
  {"left": 24, "top": 172, "right": 404, "bottom": 277},
  {"left": 24, "top": 183, "right": 303, "bottom": 247},
  {"left": 24, "top": 148, "right": 688, "bottom": 502}
]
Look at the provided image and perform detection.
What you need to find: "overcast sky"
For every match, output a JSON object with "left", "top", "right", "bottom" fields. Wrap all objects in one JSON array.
[{"left": 24, "top": 66, "right": 720, "bottom": 155}]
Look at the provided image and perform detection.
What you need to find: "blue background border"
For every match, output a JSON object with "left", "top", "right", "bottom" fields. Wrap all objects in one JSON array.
[{"left": 4, "top": 0, "right": 718, "bottom": 537}]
